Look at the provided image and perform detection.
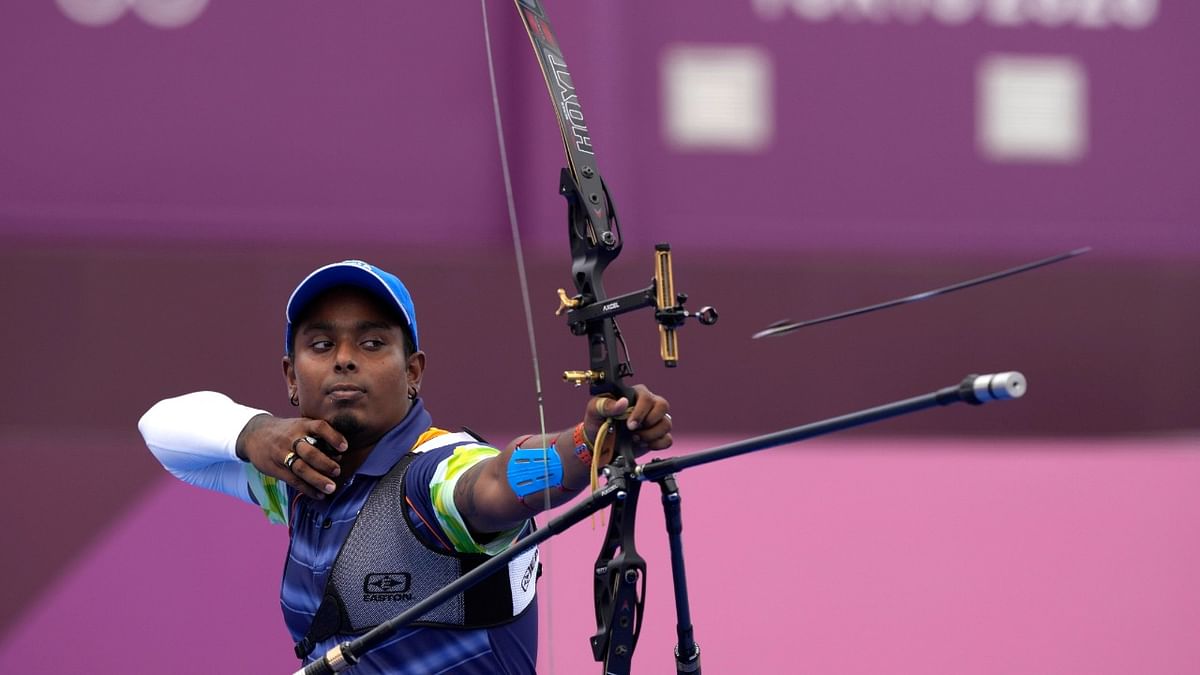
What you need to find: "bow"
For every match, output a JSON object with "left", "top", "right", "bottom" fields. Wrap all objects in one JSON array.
[
  {"left": 507, "top": 1, "right": 654, "bottom": 669},
  {"left": 501, "top": 1, "right": 715, "bottom": 671}
]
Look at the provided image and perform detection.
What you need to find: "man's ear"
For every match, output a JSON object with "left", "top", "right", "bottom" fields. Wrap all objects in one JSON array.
[
  {"left": 407, "top": 351, "right": 426, "bottom": 394},
  {"left": 283, "top": 354, "right": 297, "bottom": 399}
]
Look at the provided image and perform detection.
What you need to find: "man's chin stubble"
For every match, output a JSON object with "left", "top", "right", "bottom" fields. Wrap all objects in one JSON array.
[{"left": 330, "top": 413, "right": 366, "bottom": 440}]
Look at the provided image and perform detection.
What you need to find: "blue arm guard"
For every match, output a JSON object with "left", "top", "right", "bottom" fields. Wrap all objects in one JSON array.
[{"left": 506, "top": 445, "right": 564, "bottom": 498}]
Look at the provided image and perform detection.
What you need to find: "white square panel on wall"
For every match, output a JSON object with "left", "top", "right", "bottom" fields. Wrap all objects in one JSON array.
[
  {"left": 977, "top": 54, "right": 1088, "bottom": 163},
  {"left": 661, "top": 45, "right": 774, "bottom": 152}
]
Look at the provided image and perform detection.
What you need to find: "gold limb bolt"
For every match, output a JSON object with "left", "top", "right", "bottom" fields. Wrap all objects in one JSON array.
[{"left": 556, "top": 288, "right": 581, "bottom": 316}]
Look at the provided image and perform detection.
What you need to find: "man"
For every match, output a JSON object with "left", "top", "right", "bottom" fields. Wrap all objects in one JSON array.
[{"left": 139, "top": 260, "right": 672, "bottom": 674}]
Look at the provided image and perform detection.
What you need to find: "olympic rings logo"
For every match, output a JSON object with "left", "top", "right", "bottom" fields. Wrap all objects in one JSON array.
[{"left": 56, "top": 0, "right": 210, "bottom": 29}]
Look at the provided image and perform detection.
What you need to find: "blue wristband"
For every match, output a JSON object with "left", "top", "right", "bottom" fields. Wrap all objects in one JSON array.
[{"left": 507, "top": 445, "right": 564, "bottom": 498}]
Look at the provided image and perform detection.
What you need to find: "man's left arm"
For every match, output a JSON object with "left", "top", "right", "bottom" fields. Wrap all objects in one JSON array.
[{"left": 454, "top": 384, "right": 671, "bottom": 539}]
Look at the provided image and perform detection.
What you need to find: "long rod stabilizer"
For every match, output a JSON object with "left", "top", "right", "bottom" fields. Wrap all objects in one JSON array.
[{"left": 636, "top": 371, "right": 1026, "bottom": 482}]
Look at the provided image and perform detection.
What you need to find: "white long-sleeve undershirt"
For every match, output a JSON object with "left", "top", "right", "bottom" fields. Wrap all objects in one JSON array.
[{"left": 139, "top": 391, "right": 268, "bottom": 504}]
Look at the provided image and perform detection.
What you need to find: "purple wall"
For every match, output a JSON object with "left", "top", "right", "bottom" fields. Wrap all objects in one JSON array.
[{"left": 1, "top": 2, "right": 1195, "bottom": 256}]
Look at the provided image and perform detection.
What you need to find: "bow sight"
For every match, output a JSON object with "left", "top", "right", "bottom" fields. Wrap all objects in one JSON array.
[{"left": 557, "top": 242, "right": 719, "bottom": 382}]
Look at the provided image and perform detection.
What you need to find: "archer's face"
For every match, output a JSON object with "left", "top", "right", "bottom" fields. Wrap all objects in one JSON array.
[{"left": 284, "top": 287, "right": 424, "bottom": 448}]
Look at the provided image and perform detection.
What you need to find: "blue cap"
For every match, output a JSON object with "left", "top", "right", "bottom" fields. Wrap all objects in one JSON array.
[{"left": 285, "top": 260, "right": 418, "bottom": 352}]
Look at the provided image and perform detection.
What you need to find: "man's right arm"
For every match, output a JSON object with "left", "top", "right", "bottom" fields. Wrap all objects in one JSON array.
[
  {"left": 139, "top": 391, "right": 349, "bottom": 505},
  {"left": 139, "top": 391, "right": 268, "bottom": 504}
]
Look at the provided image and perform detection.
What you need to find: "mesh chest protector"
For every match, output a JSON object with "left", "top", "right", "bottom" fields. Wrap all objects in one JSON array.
[{"left": 294, "top": 441, "right": 540, "bottom": 659}]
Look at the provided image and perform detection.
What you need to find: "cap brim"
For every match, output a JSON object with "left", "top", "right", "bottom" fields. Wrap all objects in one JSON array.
[{"left": 286, "top": 263, "right": 416, "bottom": 347}]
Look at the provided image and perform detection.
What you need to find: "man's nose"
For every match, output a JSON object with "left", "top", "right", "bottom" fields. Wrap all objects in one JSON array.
[{"left": 333, "top": 344, "right": 357, "bottom": 372}]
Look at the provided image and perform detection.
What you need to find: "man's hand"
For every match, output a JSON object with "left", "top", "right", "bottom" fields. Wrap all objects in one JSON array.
[
  {"left": 236, "top": 414, "right": 348, "bottom": 499},
  {"left": 584, "top": 384, "right": 672, "bottom": 464}
]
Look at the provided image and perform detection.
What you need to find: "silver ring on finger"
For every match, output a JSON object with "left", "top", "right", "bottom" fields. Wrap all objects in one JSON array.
[
  {"left": 284, "top": 451, "right": 300, "bottom": 470},
  {"left": 292, "top": 435, "right": 318, "bottom": 453}
]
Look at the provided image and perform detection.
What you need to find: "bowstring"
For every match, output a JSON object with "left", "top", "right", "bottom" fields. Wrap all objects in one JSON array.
[{"left": 480, "top": 1, "right": 556, "bottom": 672}]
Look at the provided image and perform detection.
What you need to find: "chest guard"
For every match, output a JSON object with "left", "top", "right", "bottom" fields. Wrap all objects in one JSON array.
[{"left": 295, "top": 438, "right": 540, "bottom": 659}]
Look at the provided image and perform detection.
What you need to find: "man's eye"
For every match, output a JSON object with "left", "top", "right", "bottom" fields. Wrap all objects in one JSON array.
[
  {"left": 361, "top": 339, "right": 385, "bottom": 350},
  {"left": 310, "top": 340, "right": 333, "bottom": 351}
]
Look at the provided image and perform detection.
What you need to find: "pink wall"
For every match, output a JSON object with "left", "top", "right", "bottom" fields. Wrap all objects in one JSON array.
[{"left": 4, "top": 437, "right": 1198, "bottom": 674}]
